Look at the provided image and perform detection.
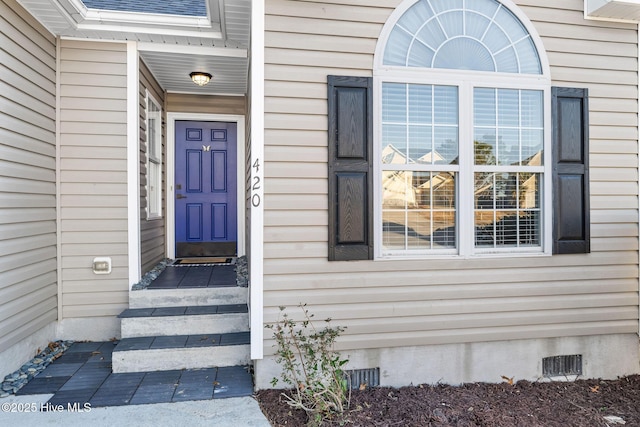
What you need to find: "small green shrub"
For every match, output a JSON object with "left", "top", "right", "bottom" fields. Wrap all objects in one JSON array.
[{"left": 267, "top": 304, "right": 350, "bottom": 426}]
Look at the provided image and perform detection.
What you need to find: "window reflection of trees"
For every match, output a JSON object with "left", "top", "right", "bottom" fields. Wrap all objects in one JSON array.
[{"left": 474, "top": 172, "right": 540, "bottom": 247}]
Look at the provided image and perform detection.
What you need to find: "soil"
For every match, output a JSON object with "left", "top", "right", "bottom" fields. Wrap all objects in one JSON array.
[{"left": 256, "top": 375, "right": 640, "bottom": 426}]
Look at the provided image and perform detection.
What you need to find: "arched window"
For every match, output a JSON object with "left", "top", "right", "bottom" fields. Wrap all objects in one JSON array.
[
  {"left": 374, "top": 0, "right": 552, "bottom": 258},
  {"left": 383, "top": 0, "right": 542, "bottom": 74}
]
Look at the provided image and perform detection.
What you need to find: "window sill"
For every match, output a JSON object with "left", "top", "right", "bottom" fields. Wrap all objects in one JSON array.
[{"left": 376, "top": 250, "right": 550, "bottom": 261}]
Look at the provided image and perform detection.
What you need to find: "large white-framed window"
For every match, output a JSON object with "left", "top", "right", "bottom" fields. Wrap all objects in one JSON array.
[
  {"left": 146, "top": 91, "right": 162, "bottom": 219},
  {"left": 374, "top": 0, "right": 551, "bottom": 258}
]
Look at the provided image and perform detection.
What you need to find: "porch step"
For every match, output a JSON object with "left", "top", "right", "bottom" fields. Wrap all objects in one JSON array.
[
  {"left": 118, "top": 266, "right": 251, "bottom": 375},
  {"left": 129, "top": 287, "right": 247, "bottom": 308},
  {"left": 111, "top": 332, "right": 251, "bottom": 373},
  {"left": 119, "top": 304, "right": 249, "bottom": 338}
]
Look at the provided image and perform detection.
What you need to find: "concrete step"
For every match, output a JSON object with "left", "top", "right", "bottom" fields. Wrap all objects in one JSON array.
[
  {"left": 129, "top": 287, "right": 247, "bottom": 308},
  {"left": 111, "top": 332, "right": 251, "bottom": 373},
  {"left": 119, "top": 304, "right": 249, "bottom": 338}
]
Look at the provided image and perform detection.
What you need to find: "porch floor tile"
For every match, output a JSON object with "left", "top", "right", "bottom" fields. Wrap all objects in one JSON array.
[
  {"left": 15, "top": 341, "right": 254, "bottom": 408},
  {"left": 219, "top": 331, "right": 250, "bottom": 346},
  {"left": 15, "top": 376, "right": 71, "bottom": 395},
  {"left": 214, "top": 366, "right": 254, "bottom": 398},
  {"left": 185, "top": 334, "right": 220, "bottom": 347},
  {"left": 217, "top": 304, "right": 248, "bottom": 314},
  {"left": 185, "top": 305, "right": 219, "bottom": 315},
  {"left": 114, "top": 331, "right": 248, "bottom": 351},
  {"left": 119, "top": 303, "right": 247, "bottom": 318},
  {"left": 149, "top": 335, "right": 189, "bottom": 349},
  {"left": 147, "top": 265, "right": 236, "bottom": 289}
]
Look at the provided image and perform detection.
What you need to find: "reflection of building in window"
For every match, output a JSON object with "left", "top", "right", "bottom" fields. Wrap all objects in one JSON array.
[
  {"left": 381, "top": 145, "right": 415, "bottom": 208},
  {"left": 474, "top": 172, "right": 540, "bottom": 247},
  {"left": 415, "top": 171, "right": 454, "bottom": 209},
  {"left": 382, "top": 171, "right": 416, "bottom": 208}
]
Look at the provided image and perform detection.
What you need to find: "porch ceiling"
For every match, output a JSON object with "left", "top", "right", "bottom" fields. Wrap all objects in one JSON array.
[
  {"left": 17, "top": 0, "right": 250, "bottom": 95},
  {"left": 586, "top": 0, "right": 640, "bottom": 21}
]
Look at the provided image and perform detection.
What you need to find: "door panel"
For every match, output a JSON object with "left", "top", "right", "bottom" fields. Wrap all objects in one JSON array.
[
  {"left": 175, "top": 121, "right": 237, "bottom": 257},
  {"left": 186, "top": 204, "right": 202, "bottom": 240},
  {"left": 212, "top": 204, "right": 228, "bottom": 239}
]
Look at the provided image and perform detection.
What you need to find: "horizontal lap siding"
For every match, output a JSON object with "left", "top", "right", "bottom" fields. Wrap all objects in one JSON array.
[
  {"left": 139, "top": 60, "right": 165, "bottom": 274},
  {"left": 263, "top": 0, "right": 639, "bottom": 352},
  {"left": 166, "top": 93, "right": 246, "bottom": 116},
  {"left": 60, "top": 40, "right": 128, "bottom": 318},
  {"left": 0, "top": 0, "right": 57, "bottom": 349}
]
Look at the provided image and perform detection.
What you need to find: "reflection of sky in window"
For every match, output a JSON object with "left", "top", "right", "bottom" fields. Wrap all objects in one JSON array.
[
  {"left": 474, "top": 88, "right": 543, "bottom": 166},
  {"left": 81, "top": 0, "right": 207, "bottom": 16}
]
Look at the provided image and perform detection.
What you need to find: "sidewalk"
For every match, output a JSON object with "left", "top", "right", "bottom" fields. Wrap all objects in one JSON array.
[{"left": 0, "top": 393, "right": 271, "bottom": 427}]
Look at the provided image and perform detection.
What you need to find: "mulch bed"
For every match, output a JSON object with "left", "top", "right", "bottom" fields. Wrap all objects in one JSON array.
[{"left": 256, "top": 375, "right": 640, "bottom": 426}]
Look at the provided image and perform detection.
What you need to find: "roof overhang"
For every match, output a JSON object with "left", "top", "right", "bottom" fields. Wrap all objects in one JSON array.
[
  {"left": 17, "top": 0, "right": 250, "bottom": 95},
  {"left": 586, "top": 0, "right": 640, "bottom": 22}
]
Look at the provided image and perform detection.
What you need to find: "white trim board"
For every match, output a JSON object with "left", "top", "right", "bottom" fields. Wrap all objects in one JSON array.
[
  {"left": 249, "top": 0, "right": 265, "bottom": 360},
  {"left": 138, "top": 42, "right": 247, "bottom": 58},
  {"left": 166, "top": 113, "right": 247, "bottom": 259},
  {"left": 127, "top": 41, "right": 141, "bottom": 288}
]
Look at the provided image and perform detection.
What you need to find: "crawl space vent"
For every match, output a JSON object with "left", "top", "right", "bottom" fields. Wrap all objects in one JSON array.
[
  {"left": 345, "top": 368, "right": 380, "bottom": 389},
  {"left": 542, "top": 355, "right": 582, "bottom": 377}
]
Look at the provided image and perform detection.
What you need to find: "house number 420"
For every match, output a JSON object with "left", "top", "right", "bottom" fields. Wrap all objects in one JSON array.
[{"left": 252, "top": 158, "right": 261, "bottom": 207}]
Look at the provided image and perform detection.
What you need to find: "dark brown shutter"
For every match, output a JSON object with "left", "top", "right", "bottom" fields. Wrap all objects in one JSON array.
[
  {"left": 327, "top": 76, "right": 373, "bottom": 261},
  {"left": 552, "top": 87, "right": 590, "bottom": 254}
]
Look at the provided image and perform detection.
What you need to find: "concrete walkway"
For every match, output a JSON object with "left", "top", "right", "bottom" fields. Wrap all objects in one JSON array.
[{"left": 0, "top": 393, "right": 271, "bottom": 427}]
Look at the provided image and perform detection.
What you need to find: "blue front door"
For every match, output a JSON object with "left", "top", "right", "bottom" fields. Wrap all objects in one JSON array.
[{"left": 175, "top": 121, "right": 237, "bottom": 257}]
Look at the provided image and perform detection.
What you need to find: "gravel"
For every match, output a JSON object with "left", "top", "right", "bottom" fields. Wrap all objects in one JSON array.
[{"left": 0, "top": 340, "right": 73, "bottom": 397}]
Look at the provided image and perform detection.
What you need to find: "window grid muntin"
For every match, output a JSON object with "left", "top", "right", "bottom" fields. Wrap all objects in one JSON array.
[
  {"left": 474, "top": 88, "right": 544, "bottom": 167},
  {"left": 377, "top": 75, "right": 549, "bottom": 258},
  {"left": 474, "top": 172, "right": 541, "bottom": 248},
  {"left": 382, "top": 83, "right": 459, "bottom": 166},
  {"left": 472, "top": 86, "right": 543, "bottom": 250},
  {"left": 382, "top": 82, "right": 459, "bottom": 254},
  {"left": 383, "top": 0, "right": 542, "bottom": 74}
]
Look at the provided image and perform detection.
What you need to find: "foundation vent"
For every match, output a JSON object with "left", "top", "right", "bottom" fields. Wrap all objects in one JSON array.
[
  {"left": 345, "top": 368, "right": 380, "bottom": 389},
  {"left": 542, "top": 354, "right": 582, "bottom": 377}
]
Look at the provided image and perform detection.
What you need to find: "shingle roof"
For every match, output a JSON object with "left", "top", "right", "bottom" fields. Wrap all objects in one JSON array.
[{"left": 81, "top": 0, "right": 208, "bottom": 17}]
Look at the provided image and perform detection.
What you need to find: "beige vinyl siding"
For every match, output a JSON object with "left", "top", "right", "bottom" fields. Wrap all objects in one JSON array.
[
  {"left": 0, "top": 0, "right": 57, "bottom": 350},
  {"left": 263, "top": 0, "right": 639, "bottom": 352},
  {"left": 59, "top": 40, "right": 128, "bottom": 318},
  {"left": 166, "top": 93, "right": 246, "bottom": 115},
  {"left": 139, "top": 59, "right": 165, "bottom": 274}
]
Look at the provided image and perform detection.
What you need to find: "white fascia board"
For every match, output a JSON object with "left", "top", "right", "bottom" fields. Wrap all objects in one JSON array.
[
  {"left": 586, "top": 0, "right": 640, "bottom": 22},
  {"left": 138, "top": 42, "right": 247, "bottom": 58},
  {"left": 84, "top": 10, "right": 212, "bottom": 28},
  {"left": 62, "top": 0, "right": 87, "bottom": 20},
  {"left": 76, "top": 23, "right": 223, "bottom": 39}
]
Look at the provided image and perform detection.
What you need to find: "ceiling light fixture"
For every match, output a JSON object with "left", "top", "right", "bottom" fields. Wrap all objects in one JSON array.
[{"left": 190, "top": 71, "right": 212, "bottom": 86}]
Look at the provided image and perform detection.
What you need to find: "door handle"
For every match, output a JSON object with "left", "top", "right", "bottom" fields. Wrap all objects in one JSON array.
[{"left": 176, "top": 194, "right": 187, "bottom": 199}]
